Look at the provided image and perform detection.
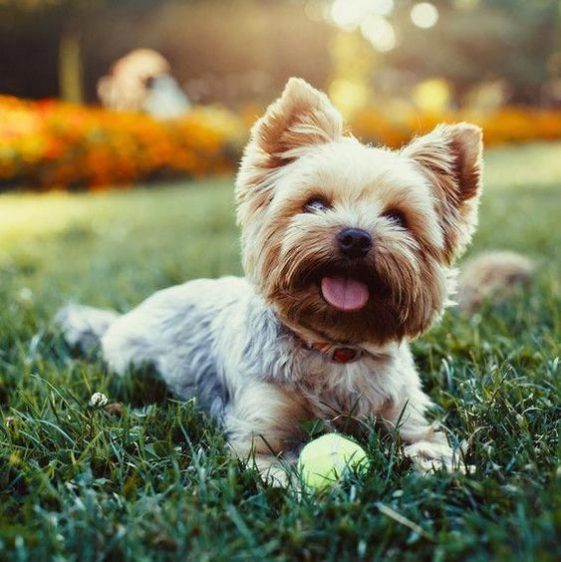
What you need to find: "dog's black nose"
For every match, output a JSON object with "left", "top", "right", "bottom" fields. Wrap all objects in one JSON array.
[{"left": 337, "top": 228, "right": 372, "bottom": 259}]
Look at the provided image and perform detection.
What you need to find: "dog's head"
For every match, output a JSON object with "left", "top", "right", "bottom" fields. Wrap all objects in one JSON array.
[{"left": 235, "top": 78, "right": 483, "bottom": 345}]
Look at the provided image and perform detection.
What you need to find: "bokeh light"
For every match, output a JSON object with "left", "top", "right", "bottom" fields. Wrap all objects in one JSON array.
[
  {"left": 361, "top": 15, "right": 397, "bottom": 53},
  {"left": 412, "top": 79, "right": 451, "bottom": 112},
  {"left": 410, "top": 2, "right": 439, "bottom": 29},
  {"left": 330, "top": 0, "right": 365, "bottom": 30},
  {"left": 370, "top": 0, "right": 394, "bottom": 17},
  {"left": 329, "top": 0, "right": 394, "bottom": 30},
  {"left": 329, "top": 78, "right": 369, "bottom": 116}
]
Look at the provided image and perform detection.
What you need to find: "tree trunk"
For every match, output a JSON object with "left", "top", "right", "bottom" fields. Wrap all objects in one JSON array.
[{"left": 58, "top": 24, "right": 83, "bottom": 104}]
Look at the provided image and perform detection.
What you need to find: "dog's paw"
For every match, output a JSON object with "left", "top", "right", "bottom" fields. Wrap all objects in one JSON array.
[
  {"left": 404, "top": 440, "right": 470, "bottom": 474},
  {"left": 259, "top": 465, "right": 290, "bottom": 488},
  {"left": 247, "top": 454, "right": 292, "bottom": 488}
]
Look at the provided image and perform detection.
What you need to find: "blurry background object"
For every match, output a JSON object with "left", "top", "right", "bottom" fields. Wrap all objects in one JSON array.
[
  {"left": 457, "top": 251, "right": 536, "bottom": 313},
  {"left": 1, "top": 0, "right": 561, "bottom": 191},
  {"left": 1, "top": 0, "right": 560, "bottom": 108},
  {"left": 97, "top": 49, "right": 190, "bottom": 117},
  {"left": 144, "top": 74, "right": 190, "bottom": 119}
]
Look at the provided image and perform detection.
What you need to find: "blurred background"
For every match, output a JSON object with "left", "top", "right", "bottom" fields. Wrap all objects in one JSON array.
[{"left": 1, "top": 0, "right": 561, "bottom": 190}]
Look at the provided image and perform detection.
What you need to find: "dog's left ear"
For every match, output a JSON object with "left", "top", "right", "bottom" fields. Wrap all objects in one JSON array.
[
  {"left": 402, "top": 123, "right": 483, "bottom": 263},
  {"left": 236, "top": 78, "right": 343, "bottom": 211}
]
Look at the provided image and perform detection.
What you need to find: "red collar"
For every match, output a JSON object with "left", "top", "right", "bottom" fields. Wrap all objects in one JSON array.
[
  {"left": 286, "top": 327, "right": 364, "bottom": 364},
  {"left": 308, "top": 342, "right": 363, "bottom": 364}
]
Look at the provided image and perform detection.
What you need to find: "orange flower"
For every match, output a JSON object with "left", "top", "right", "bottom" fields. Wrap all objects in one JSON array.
[{"left": 1, "top": 94, "right": 560, "bottom": 192}]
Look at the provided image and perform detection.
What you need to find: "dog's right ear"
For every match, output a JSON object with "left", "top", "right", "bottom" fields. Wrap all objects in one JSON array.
[
  {"left": 236, "top": 78, "right": 343, "bottom": 210},
  {"left": 402, "top": 123, "right": 483, "bottom": 264}
]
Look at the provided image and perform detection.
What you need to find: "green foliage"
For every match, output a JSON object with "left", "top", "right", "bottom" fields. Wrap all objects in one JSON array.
[{"left": 0, "top": 144, "right": 561, "bottom": 561}]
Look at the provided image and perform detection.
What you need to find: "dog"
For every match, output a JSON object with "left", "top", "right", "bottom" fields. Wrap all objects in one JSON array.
[{"left": 56, "top": 78, "right": 483, "bottom": 485}]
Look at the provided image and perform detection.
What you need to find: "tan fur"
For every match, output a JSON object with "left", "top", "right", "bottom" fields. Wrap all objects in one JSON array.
[
  {"left": 231, "top": 78, "right": 483, "bottom": 482},
  {"left": 236, "top": 78, "right": 483, "bottom": 347},
  {"left": 458, "top": 251, "right": 535, "bottom": 312},
  {"left": 227, "top": 382, "right": 313, "bottom": 455}
]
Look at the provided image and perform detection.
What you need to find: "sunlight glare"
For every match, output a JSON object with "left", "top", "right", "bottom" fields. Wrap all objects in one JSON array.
[
  {"left": 410, "top": 2, "right": 439, "bottom": 29},
  {"left": 329, "top": 0, "right": 395, "bottom": 30},
  {"left": 361, "top": 15, "right": 397, "bottom": 52},
  {"left": 371, "top": 0, "right": 394, "bottom": 17},
  {"left": 330, "top": 0, "right": 365, "bottom": 30}
]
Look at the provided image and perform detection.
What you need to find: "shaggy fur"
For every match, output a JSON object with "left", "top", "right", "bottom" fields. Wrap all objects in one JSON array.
[
  {"left": 55, "top": 78, "right": 484, "bottom": 485},
  {"left": 458, "top": 251, "right": 535, "bottom": 312}
]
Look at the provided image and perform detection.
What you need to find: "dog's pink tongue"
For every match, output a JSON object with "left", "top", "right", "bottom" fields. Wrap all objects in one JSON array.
[{"left": 320, "top": 276, "right": 369, "bottom": 312}]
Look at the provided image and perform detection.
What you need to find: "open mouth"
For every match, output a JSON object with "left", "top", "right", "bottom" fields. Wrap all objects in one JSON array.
[{"left": 320, "top": 276, "right": 370, "bottom": 312}]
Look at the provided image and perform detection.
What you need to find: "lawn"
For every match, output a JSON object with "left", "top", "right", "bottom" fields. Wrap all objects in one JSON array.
[{"left": 1, "top": 142, "right": 560, "bottom": 562}]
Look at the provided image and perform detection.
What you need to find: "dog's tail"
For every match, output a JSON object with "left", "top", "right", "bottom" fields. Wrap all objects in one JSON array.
[
  {"left": 456, "top": 251, "right": 536, "bottom": 313},
  {"left": 54, "top": 304, "right": 120, "bottom": 353}
]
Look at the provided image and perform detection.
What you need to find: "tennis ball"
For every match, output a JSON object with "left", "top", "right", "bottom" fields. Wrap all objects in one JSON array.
[{"left": 298, "top": 433, "right": 370, "bottom": 489}]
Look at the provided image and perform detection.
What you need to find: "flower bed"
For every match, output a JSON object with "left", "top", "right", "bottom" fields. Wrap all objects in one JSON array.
[
  {"left": 0, "top": 96, "right": 244, "bottom": 191},
  {"left": 350, "top": 106, "right": 561, "bottom": 149},
  {"left": 1, "top": 95, "right": 561, "bottom": 191}
]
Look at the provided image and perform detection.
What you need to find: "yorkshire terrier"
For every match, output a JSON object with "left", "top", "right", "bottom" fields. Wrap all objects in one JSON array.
[{"left": 56, "top": 78, "right": 483, "bottom": 485}]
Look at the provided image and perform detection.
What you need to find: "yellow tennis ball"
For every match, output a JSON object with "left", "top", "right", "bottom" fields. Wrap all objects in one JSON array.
[{"left": 298, "top": 433, "right": 370, "bottom": 489}]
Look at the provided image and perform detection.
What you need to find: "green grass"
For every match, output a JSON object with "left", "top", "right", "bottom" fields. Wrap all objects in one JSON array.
[{"left": 1, "top": 142, "right": 560, "bottom": 562}]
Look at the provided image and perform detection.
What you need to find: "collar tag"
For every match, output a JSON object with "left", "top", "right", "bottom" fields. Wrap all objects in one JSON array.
[
  {"left": 307, "top": 342, "right": 362, "bottom": 363},
  {"left": 331, "top": 347, "right": 362, "bottom": 363},
  {"left": 286, "top": 324, "right": 364, "bottom": 364}
]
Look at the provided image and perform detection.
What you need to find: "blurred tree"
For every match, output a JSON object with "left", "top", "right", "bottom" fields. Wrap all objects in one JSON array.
[
  {"left": 0, "top": 0, "right": 159, "bottom": 103},
  {"left": 385, "top": 0, "right": 561, "bottom": 105},
  {"left": 1, "top": 0, "right": 559, "bottom": 108},
  {"left": 0, "top": 0, "right": 331, "bottom": 106},
  {"left": 83, "top": 0, "right": 332, "bottom": 107}
]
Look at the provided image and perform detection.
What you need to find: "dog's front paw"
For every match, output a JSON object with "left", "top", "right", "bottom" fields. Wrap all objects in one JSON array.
[
  {"left": 248, "top": 454, "right": 291, "bottom": 488},
  {"left": 258, "top": 464, "right": 290, "bottom": 488},
  {"left": 404, "top": 440, "right": 469, "bottom": 474}
]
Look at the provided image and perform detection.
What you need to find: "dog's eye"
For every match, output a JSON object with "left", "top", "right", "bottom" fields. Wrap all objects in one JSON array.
[
  {"left": 304, "top": 197, "right": 330, "bottom": 213},
  {"left": 382, "top": 209, "right": 407, "bottom": 228}
]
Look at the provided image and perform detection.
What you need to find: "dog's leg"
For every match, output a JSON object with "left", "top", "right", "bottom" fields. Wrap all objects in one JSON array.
[
  {"left": 224, "top": 381, "right": 312, "bottom": 487},
  {"left": 381, "top": 387, "right": 464, "bottom": 473},
  {"left": 55, "top": 304, "right": 119, "bottom": 354}
]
